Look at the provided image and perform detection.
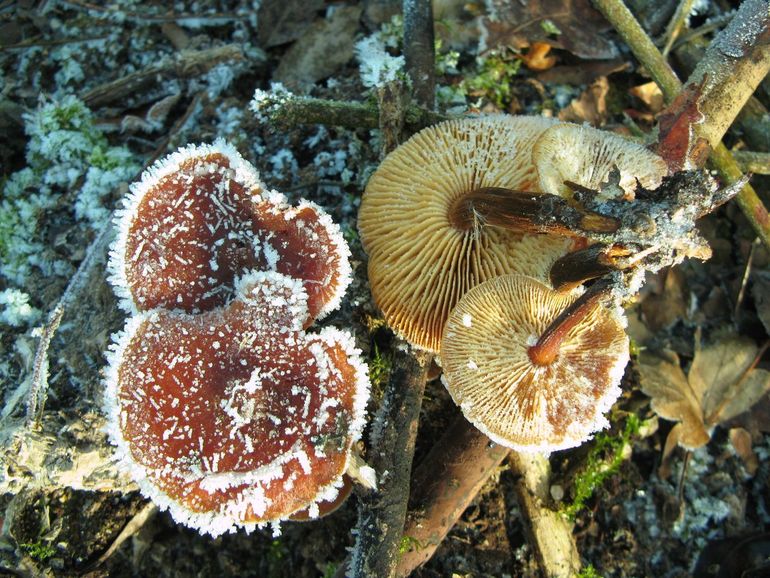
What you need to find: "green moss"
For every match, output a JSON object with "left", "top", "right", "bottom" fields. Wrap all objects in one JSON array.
[
  {"left": 461, "top": 50, "right": 522, "bottom": 110},
  {"left": 561, "top": 414, "right": 641, "bottom": 521},
  {"left": 577, "top": 564, "right": 603, "bottom": 578},
  {"left": 368, "top": 343, "right": 392, "bottom": 389},
  {"left": 20, "top": 541, "right": 56, "bottom": 563},
  {"left": 398, "top": 534, "right": 427, "bottom": 555}
]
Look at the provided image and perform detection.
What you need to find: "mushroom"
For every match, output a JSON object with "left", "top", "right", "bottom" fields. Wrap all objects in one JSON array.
[
  {"left": 108, "top": 140, "right": 351, "bottom": 320},
  {"left": 440, "top": 274, "right": 628, "bottom": 452},
  {"left": 358, "top": 115, "right": 576, "bottom": 353},
  {"left": 104, "top": 271, "right": 370, "bottom": 536},
  {"left": 533, "top": 123, "right": 668, "bottom": 202}
]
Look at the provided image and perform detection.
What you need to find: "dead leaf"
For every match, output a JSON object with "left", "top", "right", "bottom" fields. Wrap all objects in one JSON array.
[
  {"left": 629, "top": 81, "right": 664, "bottom": 114},
  {"left": 729, "top": 427, "right": 758, "bottom": 475},
  {"left": 690, "top": 336, "right": 770, "bottom": 425},
  {"left": 257, "top": 0, "right": 324, "bottom": 49},
  {"left": 638, "top": 334, "right": 770, "bottom": 452},
  {"left": 521, "top": 42, "right": 557, "bottom": 71},
  {"left": 273, "top": 5, "right": 362, "bottom": 92},
  {"left": 483, "top": 0, "right": 618, "bottom": 60},
  {"left": 655, "top": 79, "right": 710, "bottom": 172},
  {"left": 640, "top": 267, "right": 688, "bottom": 333},
  {"left": 638, "top": 349, "right": 709, "bottom": 450},
  {"left": 558, "top": 76, "right": 609, "bottom": 126}
]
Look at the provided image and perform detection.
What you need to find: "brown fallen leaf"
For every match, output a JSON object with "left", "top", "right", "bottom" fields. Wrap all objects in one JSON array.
[
  {"left": 629, "top": 81, "right": 665, "bottom": 114},
  {"left": 654, "top": 79, "right": 710, "bottom": 172},
  {"left": 483, "top": 0, "right": 618, "bottom": 60},
  {"left": 638, "top": 334, "right": 770, "bottom": 474},
  {"left": 558, "top": 77, "right": 609, "bottom": 126}
]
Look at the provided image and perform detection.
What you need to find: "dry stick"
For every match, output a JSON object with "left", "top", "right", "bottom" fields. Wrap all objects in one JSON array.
[
  {"left": 660, "top": 0, "right": 697, "bottom": 57},
  {"left": 510, "top": 453, "right": 582, "bottom": 577},
  {"left": 395, "top": 416, "right": 510, "bottom": 577},
  {"left": 403, "top": 0, "right": 436, "bottom": 108},
  {"left": 81, "top": 44, "right": 247, "bottom": 107},
  {"left": 348, "top": 348, "right": 431, "bottom": 578},
  {"left": 592, "top": 0, "right": 770, "bottom": 252},
  {"left": 259, "top": 94, "right": 446, "bottom": 133},
  {"left": 346, "top": 82, "right": 432, "bottom": 578}
]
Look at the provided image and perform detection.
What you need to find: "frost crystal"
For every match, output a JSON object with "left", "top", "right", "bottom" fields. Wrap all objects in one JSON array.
[
  {"left": 354, "top": 36, "right": 405, "bottom": 88},
  {"left": 0, "top": 289, "right": 41, "bottom": 327}
]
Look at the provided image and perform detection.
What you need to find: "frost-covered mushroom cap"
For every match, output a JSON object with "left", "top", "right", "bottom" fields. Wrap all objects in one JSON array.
[
  {"left": 534, "top": 123, "right": 668, "bottom": 201},
  {"left": 440, "top": 274, "right": 629, "bottom": 452},
  {"left": 358, "top": 115, "right": 574, "bottom": 353},
  {"left": 103, "top": 271, "right": 369, "bottom": 536},
  {"left": 108, "top": 140, "right": 351, "bottom": 320}
]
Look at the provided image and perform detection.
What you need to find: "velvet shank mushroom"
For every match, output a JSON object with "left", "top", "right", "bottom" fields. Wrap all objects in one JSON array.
[
  {"left": 108, "top": 140, "right": 351, "bottom": 320},
  {"left": 533, "top": 123, "right": 668, "bottom": 202},
  {"left": 104, "top": 271, "right": 369, "bottom": 536},
  {"left": 358, "top": 116, "right": 576, "bottom": 353},
  {"left": 440, "top": 274, "right": 628, "bottom": 452},
  {"left": 104, "top": 141, "right": 370, "bottom": 536}
]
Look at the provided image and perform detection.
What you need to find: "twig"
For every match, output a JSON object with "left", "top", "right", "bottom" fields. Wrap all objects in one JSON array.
[
  {"left": 81, "top": 44, "right": 247, "bottom": 108},
  {"left": 660, "top": 0, "right": 697, "bottom": 57},
  {"left": 672, "top": 11, "right": 735, "bottom": 50},
  {"left": 591, "top": 0, "right": 682, "bottom": 100},
  {"left": 735, "top": 238, "right": 759, "bottom": 319},
  {"left": 93, "top": 502, "right": 159, "bottom": 569},
  {"left": 592, "top": 0, "right": 770, "bottom": 252},
  {"left": 403, "top": 0, "right": 436, "bottom": 109},
  {"left": 252, "top": 92, "right": 446, "bottom": 132},
  {"left": 509, "top": 453, "right": 581, "bottom": 577},
  {"left": 395, "top": 417, "right": 510, "bottom": 576},
  {"left": 347, "top": 346, "right": 431, "bottom": 578}
]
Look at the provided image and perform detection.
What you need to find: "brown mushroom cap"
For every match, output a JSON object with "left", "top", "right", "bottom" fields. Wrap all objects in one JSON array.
[
  {"left": 104, "top": 271, "right": 370, "bottom": 536},
  {"left": 358, "top": 116, "right": 575, "bottom": 353},
  {"left": 109, "top": 140, "right": 351, "bottom": 321},
  {"left": 533, "top": 123, "right": 668, "bottom": 201},
  {"left": 440, "top": 274, "right": 629, "bottom": 452}
]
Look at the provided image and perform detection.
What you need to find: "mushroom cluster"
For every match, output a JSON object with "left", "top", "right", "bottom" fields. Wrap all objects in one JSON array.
[
  {"left": 104, "top": 141, "right": 370, "bottom": 536},
  {"left": 359, "top": 116, "right": 652, "bottom": 450}
]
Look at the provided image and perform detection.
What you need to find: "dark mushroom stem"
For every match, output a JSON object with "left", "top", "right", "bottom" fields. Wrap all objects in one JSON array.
[
  {"left": 448, "top": 187, "right": 619, "bottom": 237},
  {"left": 549, "top": 243, "right": 632, "bottom": 291},
  {"left": 527, "top": 279, "right": 613, "bottom": 366}
]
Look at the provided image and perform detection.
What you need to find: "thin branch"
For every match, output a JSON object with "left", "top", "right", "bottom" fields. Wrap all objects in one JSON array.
[
  {"left": 403, "top": 0, "right": 436, "bottom": 109},
  {"left": 592, "top": 0, "right": 770, "bottom": 252},
  {"left": 252, "top": 92, "right": 447, "bottom": 132},
  {"left": 81, "top": 44, "right": 248, "bottom": 108},
  {"left": 660, "top": 0, "right": 697, "bottom": 57},
  {"left": 395, "top": 417, "right": 510, "bottom": 576},
  {"left": 591, "top": 0, "right": 682, "bottom": 101},
  {"left": 509, "top": 453, "right": 581, "bottom": 577}
]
